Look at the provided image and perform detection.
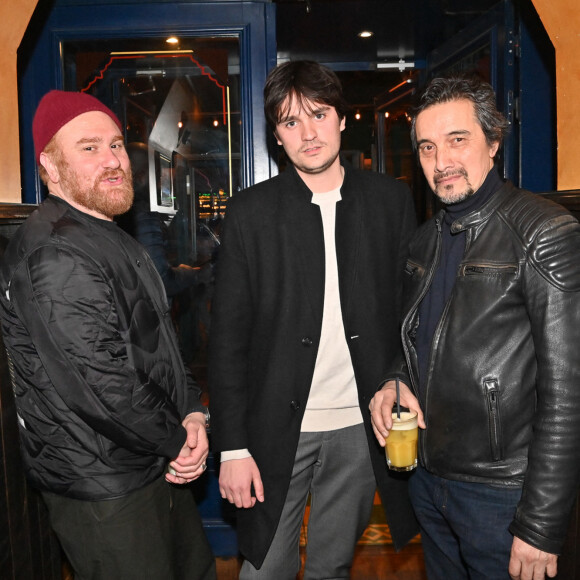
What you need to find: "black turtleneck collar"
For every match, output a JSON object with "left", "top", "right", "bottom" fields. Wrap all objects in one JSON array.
[{"left": 443, "top": 166, "right": 504, "bottom": 225}]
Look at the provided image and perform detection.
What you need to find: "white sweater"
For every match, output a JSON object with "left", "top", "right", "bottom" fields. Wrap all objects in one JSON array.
[{"left": 300, "top": 188, "right": 362, "bottom": 432}]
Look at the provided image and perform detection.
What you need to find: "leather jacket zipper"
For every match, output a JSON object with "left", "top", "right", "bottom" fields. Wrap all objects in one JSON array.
[
  {"left": 401, "top": 218, "right": 443, "bottom": 469},
  {"left": 484, "top": 379, "right": 503, "bottom": 461},
  {"left": 460, "top": 263, "right": 518, "bottom": 276}
]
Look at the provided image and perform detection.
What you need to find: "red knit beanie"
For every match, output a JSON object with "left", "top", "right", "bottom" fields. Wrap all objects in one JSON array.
[{"left": 33, "top": 90, "right": 123, "bottom": 163}]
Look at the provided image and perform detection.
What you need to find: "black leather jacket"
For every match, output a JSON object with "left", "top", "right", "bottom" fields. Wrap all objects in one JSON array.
[
  {"left": 0, "top": 196, "right": 205, "bottom": 500},
  {"left": 399, "top": 182, "right": 580, "bottom": 554}
]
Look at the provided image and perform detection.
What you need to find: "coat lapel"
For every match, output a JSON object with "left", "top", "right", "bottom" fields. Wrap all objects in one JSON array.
[
  {"left": 276, "top": 163, "right": 363, "bottom": 321},
  {"left": 279, "top": 170, "right": 325, "bottom": 320},
  {"left": 335, "top": 171, "right": 363, "bottom": 316}
]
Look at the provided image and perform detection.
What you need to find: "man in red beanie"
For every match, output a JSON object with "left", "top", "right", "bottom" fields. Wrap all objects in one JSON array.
[{"left": 0, "top": 90, "right": 216, "bottom": 579}]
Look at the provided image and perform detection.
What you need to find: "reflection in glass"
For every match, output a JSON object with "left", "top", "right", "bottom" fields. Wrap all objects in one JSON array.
[{"left": 62, "top": 37, "right": 240, "bottom": 368}]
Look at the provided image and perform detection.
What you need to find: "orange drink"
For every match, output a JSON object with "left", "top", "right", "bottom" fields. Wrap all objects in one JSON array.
[{"left": 385, "top": 411, "right": 418, "bottom": 471}]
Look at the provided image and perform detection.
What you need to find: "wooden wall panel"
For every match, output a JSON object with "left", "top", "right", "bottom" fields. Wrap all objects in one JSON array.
[{"left": 0, "top": 205, "right": 62, "bottom": 580}]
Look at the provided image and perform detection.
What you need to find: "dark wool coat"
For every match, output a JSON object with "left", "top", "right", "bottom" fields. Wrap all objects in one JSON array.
[{"left": 209, "top": 161, "right": 419, "bottom": 568}]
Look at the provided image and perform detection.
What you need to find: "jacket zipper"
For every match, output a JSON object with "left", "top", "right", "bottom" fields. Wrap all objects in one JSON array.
[
  {"left": 460, "top": 264, "right": 518, "bottom": 276},
  {"left": 485, "top": 379, "right": 503, "bottom": 461},
  {"left": 401, "top": 218, "right": 443, "bottom": 469}
]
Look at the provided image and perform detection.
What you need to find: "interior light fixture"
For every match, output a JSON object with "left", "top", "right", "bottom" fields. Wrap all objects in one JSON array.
[
  {"left": 358, "top": 30, "right": 374, "bottom": 39},
  {"left": 377, "top": 59, "right": 415, "bottom": 71},
  {"left": 166, "top": 37, "right": 179, "bottom": 45},
  {"left": 355, "top": 110, "right": 361, "bottom": 120},
  {"left": 112, "top": 50, "right": 193, "bottom": 56},
  {"left": 389, "top": 78, "right": 414, "bottom": 93}
]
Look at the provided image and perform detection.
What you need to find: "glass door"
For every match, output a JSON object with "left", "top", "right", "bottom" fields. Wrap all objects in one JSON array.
[{"left": 59, "top": 37, "right": 238, "bottom": 368}]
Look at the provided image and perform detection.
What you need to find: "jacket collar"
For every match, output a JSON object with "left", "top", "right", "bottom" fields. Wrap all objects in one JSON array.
[
  {"left": 449, "top": 180, "right": 515, "bottom": 234},
  {"left": 285, "top": 155, "right": 353, "bottom": 202}
]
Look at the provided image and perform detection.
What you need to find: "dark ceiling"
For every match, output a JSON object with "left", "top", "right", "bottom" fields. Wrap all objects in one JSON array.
[
  {"left": 274, "top": 0, "right": 500, "bottom": 65},
  {"left": 272, "top": 0, "right": 501, "bottom": 111}
]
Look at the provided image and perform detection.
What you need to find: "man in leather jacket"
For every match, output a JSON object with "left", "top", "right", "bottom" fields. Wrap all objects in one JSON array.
[
  {"left": 369, "top": 75, "right": 580, "bottom": 580},
  {"left": 0, "top": 90, "right": 216, "bottom": 579}
]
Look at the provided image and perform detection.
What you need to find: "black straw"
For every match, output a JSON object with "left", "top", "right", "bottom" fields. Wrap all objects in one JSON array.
[{"left": 396, "top": 377, "right": 401, "bottom": 419}]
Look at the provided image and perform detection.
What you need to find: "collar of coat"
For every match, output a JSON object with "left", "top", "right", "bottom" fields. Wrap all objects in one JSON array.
[{"left": 285, "top": 156, "right": 355, "bottom": 203}]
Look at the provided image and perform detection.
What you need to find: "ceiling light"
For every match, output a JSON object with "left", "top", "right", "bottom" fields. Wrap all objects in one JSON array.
[
  {"left": 166, "top": 37, "right": 179, "bottom": 45},
  {"left": 358, "top": 30, "right": 374, "bottom": 39}
]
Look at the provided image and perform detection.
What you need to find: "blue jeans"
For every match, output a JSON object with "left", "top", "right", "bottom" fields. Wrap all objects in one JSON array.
[{"left": 409, "top": 466, "right": 522, "bottom": 580}]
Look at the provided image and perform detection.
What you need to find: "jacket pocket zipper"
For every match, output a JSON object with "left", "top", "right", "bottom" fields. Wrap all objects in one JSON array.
[
  {"left": 462, "top": 264, "right": 518, "bottom": 276},
  {"left": 485, "top": 379, "right": 503, "bottom": 461}
]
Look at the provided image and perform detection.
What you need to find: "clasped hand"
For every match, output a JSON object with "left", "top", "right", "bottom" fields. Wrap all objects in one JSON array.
[{"left": 165, "top": 412, "right": 209, "bottom": 485}]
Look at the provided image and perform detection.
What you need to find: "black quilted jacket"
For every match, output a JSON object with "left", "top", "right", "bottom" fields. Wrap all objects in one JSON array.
[{"left": 0, "top": 196, "right": 204, "bottom": 500}]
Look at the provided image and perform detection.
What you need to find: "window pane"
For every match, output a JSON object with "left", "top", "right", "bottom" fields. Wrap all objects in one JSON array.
[{"left": 62, "top": 37, "right": 240, "bottom": 368}]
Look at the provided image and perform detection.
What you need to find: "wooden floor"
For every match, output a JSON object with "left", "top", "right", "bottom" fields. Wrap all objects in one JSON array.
[
  {"left": 215, "top": 543, "right": 427, "bottom": 580},
  {"left": 63, "top": 543, "right": 426, "bottom": 580}
]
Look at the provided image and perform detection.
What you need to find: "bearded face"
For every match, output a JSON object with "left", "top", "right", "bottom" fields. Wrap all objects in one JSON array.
[
  {"left": 415, "top": 100, "right": 499, "bottom": 205},
  {"left": 42, "top": 111, "right": 135, "bottom": 220},
  {"left": 432, "top": 167, "right": 475, "bottom": 205},
  {"left": 57, "top": 152, "right": 134, "bottom": 219}
]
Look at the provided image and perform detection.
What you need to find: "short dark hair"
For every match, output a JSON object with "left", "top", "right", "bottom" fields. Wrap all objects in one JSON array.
[
  {"left": 263, "top": 60, "right": 349, "bottom": 130},
  {"left": 410, "top": 74, "right": 509, "bottom": 151}
]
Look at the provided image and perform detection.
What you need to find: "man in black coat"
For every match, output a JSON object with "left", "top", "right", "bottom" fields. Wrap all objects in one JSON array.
[{"left": 209, "top": 60, "right": 418, "bottom": 578}]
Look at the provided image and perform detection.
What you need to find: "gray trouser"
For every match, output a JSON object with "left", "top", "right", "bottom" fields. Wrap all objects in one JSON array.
[
  {"left": 240, "top": 422, "right": 376, "bottom": 580},
  {"left": 42, "top": 476, "right": 216, "bottom": 580}
]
